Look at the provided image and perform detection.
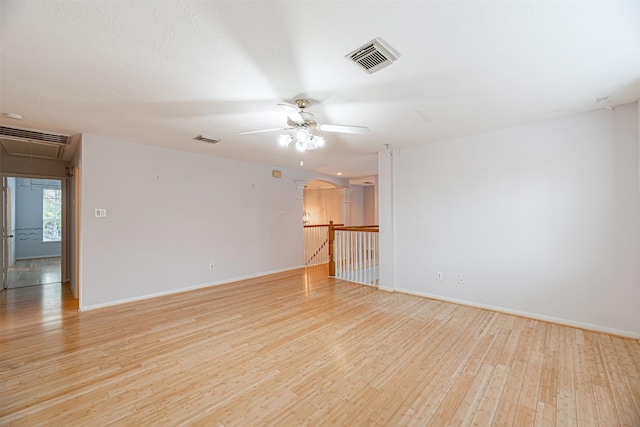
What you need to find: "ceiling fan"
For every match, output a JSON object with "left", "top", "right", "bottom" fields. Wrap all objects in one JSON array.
[{"left": 239, "top": 99, "right": 368, "bottom": 151}]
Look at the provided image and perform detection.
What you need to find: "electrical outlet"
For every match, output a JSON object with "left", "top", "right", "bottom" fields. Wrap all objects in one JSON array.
[
  {"left": 209, "top": 263, "right": 215, "bottom": 271},
  {"left": 277, "top": 211, "right": 285, "bottom": 217},
  {"left": 458, "top": 275, "right": 465, "bottom": 284},
  {"left": 436, "top": 271, "right": 443, "bottom": 281}
]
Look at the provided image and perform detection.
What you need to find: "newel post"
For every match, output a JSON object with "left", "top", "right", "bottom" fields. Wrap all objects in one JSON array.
[{"left": 328, "top": 221, "right": 335, "bottom": 276}]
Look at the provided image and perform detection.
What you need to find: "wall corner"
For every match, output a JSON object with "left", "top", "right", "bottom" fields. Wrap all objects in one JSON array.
[{"left": 378, "top": 148, "right": 395, "bottom": 290}]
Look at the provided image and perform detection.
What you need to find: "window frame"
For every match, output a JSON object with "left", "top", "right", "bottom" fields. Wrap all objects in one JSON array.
[{"left": 42, "top": 187, "right": 62, "bottom": 243}]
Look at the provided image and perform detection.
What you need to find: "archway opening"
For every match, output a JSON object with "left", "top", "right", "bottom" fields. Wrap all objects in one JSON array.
[{"left": 303, "top": 180, "right": 342, "bottom": 225}]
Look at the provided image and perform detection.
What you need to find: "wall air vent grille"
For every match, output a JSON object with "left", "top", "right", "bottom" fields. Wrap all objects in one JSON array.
[
  {"left": 346, "top": 38, "right": 400, "bottom": 74},
  {"left": 0, "top": 126, "right": 69, "bottom": 145},
  {"left": 193, "top": 135, "right": 220, "bottom": 144}
]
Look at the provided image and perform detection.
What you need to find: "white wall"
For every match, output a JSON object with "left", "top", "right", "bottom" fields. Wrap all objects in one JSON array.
[
  {"left": 350, "top": 185, "right": 365, "bottom": 226},
  {"left": 364, "top": 185, "right": 376, "bottom": 225},
  {"left": 303, "top": 187, "right": 342, "bottom": 225},
  {"left": 79, "top": 135, "right": 342, "bottom": 309},
  {"left": 378, "top": 149, "right": 395, "bottom": 292},
  {"left": 387, "top": 104, "right": 640, "bottom": 336},
  {"left": 0, "top": 155, "right": 67, "bottom": 177},
  {"left": 68, "top": 163, "right": 79, "bottom": 298}
]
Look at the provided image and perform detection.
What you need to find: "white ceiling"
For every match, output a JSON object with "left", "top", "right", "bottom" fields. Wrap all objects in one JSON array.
[{"left": 1, "top": 1, "right": 639, "bottom": 178}]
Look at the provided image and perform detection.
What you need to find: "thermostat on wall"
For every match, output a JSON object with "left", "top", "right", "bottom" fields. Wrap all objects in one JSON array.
[
  {"left": 95, "top": 209, "right": 107, "bottom": 218},
  {"left": 272, "top": 170, "right": 282, "bottom": 178}
]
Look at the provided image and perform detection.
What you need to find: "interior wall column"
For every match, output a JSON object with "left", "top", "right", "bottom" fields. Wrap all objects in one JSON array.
[
  {"left": 295, "top": 180, "right": 308, "bottom": 226},
  {"left": 378, "top": 148, "right": 395, "bottom": 291},
  {"left": 374, "top": 175, "right": 379, "bottom": 225},
  {"left": 294, "top": 180, "right": 307, "bottom": 202}
]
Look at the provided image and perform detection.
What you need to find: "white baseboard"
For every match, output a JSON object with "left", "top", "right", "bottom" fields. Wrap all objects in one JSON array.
[
  {"left": 392, "top": 287, "right": 640, "bottom": 340},
  {"left": 78, "top": 265, "right": 305, "bottom": 312},
  {"left": 68, "top": 281, "right": 78, "bottom": 299}
]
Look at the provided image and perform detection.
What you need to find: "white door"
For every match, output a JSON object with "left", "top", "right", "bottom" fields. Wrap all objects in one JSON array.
[
  {"left": 1, "top": 177, "right": 9, "bottom": 290},
  {"left": 7, "top": 186, "right": 14, "bottom": 269},
  {"left": 2, "top": 177, "right": 64, "bottom": 289}
]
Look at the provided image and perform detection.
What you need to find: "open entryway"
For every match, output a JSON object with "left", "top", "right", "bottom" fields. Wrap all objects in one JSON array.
[
  {"left": 302, "top": 177, "right": 380, "bottom": 285},
  {"left": 302, "top": 177, "right": 378, "bottom": 267},
  {"left": 2, "top": 176, "right": 63, "bottom": 289}
]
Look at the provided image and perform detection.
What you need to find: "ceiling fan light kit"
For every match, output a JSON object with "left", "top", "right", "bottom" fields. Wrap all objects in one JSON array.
[
  {"left": 296, "top": 128, "right": 310, "bottom": 143},
  {"left": 279, "top": 134, "right": 293, "bottom": 147},
  {"left": 280, "top": 129, "right": 324, "bottom": 152},
  {"left": 240, "top": 98, "right": 368, "bottom": 152},
  {"left": 295, "top": 140, "right": 307, "bottom": 151}
]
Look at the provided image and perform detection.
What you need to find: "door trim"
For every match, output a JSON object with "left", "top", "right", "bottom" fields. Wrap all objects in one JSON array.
[{"left": 1, "top": 172, "right": 67, "bottom": 290}]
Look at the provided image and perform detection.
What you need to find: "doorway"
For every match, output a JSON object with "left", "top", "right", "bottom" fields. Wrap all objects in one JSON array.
[
  {"left": 303, "top": 180, "right": 342, "bottom": 226},
  {"left": 2, "top": 176, "right": 63, "bottom": 289}
]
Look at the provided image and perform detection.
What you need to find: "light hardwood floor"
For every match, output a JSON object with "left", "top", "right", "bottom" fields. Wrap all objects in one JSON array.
[
  {"left": 6, "top": 257, "right": 61, "bottom": 288},
  {"left": 1, "top": 266, "right": 639, "bottom": 426}
]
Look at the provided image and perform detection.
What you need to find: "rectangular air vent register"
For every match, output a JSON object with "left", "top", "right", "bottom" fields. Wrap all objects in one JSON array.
[
  {"left": 346, "top": 38, "right": 400, "bottom": 74},
  {"left": 0, "top": 125, "right": 70, "bottom": 160}
]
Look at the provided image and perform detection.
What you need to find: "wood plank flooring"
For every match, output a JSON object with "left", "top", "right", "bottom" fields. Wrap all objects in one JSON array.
[
  {"left": 6, "top": 257, "right": 61, "bottom": 288},
  {"left": 1, "top": 265, "right": 639, "bottom": 426}
]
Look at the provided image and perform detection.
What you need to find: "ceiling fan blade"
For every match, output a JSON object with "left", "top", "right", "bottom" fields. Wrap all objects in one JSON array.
[
  {"left": 238, "top": 127, "right": 291, "bottom": 135},
  {"left": 318, "top": 124, "right": 369, "bottom": 134},
  {"left": 278, "top": 104, "right": 304, "bottom": 123}
]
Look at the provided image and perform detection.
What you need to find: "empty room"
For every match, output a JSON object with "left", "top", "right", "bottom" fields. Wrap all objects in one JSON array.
[{"left": 1, "top": 1, "right": 639, "bottom": 425}]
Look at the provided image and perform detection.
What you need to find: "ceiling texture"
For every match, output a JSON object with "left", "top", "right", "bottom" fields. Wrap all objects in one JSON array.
[{"left": 1, "top": 1, "right": 639, "bottom": 178}]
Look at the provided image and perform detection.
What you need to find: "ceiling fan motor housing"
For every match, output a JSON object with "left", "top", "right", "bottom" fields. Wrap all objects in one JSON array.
[
  {"left": 239, "top": 98, "right": 368, "bottom": 138},
  {"left": 295, "top": 99, "right": 309, "bottom": 109},
  {"left": 287, "top": 112, "right": 317, "bottom": 129}
]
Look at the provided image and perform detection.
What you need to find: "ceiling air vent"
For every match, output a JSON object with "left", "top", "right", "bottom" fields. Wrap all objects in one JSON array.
[
  {"left": 346, "top": 38, "right": 400, "bottom": 74},
  {"left": 0, "top": 126, "right": 69, "bottom": 145},
  {"left": 193, "top": 135, "right": 220, "bottom": 144},
  {"left": 0, "top": 126, "right": 70, "bottom": 160}
]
